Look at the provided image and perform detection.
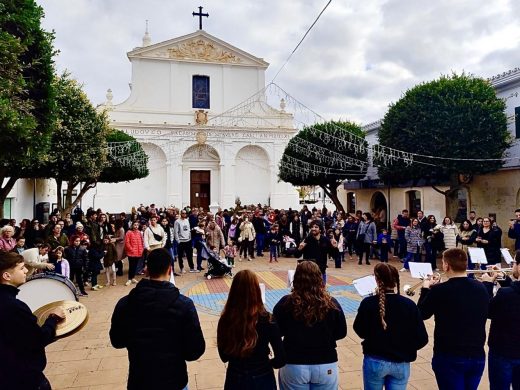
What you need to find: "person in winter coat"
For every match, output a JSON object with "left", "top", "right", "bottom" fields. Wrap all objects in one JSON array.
[
  {"left": 424, "top": 216, "right": 444, "bottom": 271},
  {"left": 103, "top": 236, "right": 118, "bottom": 286},
  {"left": 65, "top": 236, "right": 88, "bottom": 296},
  {"left": 124, "top": 221, "right": 144, "bottom": 286},
  {"left": 357, "top": 212, "right": 377, "bottom": 265},
  {"left": 401, "top": 218, "right": 424, "bottom": 272},
  {"left": 110, "top": 248, "right": 205, "bottom": 390},
  {"left": 440, "top": 217, "right": 459, "bottom": 250},
  {"left": 239, "top": 216, "right": 256, "bottom": 261},
  {"left": 88, "top": 241, "right": 105, "bottom": 291},
  {"left": 206, "top": 221, "right": 225, "bottom": 251}
]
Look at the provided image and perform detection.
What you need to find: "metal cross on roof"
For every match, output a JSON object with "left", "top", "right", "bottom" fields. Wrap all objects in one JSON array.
[{"left": 193, "top": 6, "right": 209, "bottom": 30}]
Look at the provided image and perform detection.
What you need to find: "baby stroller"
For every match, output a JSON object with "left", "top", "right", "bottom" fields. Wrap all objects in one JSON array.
[{"left": 199, "top": 241, "right": 233, "bottom": 280}]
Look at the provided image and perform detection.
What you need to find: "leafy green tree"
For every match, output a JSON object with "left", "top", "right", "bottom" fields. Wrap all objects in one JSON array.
[
  {"left": 279, "top": 121, "right": 368, "bottom": 212},
  {"left": 0, "top": 0, "right": 55, "bottom": 218},
  {"left": 45, "top": 73, "right": 109, "bottom": 214},
  {"left": 99, "top": 129, "right": 149, "bottom": 183},
  {"left": 377, "top": 73, "right": 511, "bottom": 216}
]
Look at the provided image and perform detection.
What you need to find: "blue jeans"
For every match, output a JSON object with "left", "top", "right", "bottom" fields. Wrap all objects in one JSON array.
[
  {"left": 403, "top": 251, "right": 420, "bottom": 270},
  {"left": 256, "top": 233, "right": 265, "bottom": 256},
  {"left": 362, "top": 355, "right": 410, "bottom": 390},
  {"left": 489, "top": 351, "right": 520, "bottom": 390},
  {"left": 269, "top": 245, "right": 277, "bottom": 260},
  {"left": 279, "top": 362, "right": 338, "bottom": 390},
  {"left": 432, "top": 353, "right": 485, "bottom": 390}
]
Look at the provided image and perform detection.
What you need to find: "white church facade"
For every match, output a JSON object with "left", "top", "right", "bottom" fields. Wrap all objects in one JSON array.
[
  {"left": 92, "top": 29, "right": 298, "bottom": 212},
  {"left": 4, "top": 29, "right": 299, "bottom": 220}
]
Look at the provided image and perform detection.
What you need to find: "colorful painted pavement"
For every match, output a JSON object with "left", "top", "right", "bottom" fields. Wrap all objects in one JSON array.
[{"left": 182, "top": 270, "right": 363, "bottom": 316}]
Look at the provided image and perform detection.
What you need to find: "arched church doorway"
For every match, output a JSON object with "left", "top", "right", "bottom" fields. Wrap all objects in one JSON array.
[
  {"left": 370, "top": 191, "right": 387, "bottom": 229},
  {"left": 235, "top": 146, "right": 270, "bottom": 205},
  {"left": 182, "top": 144, "right": 220, "bottom": 210}
]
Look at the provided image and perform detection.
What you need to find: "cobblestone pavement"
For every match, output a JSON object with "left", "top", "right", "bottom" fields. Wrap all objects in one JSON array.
[{"left": 43, "top": 254, "right": 491, "bottom": 389}]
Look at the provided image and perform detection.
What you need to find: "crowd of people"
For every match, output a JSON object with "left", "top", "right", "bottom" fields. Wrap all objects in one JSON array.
[{"left": 1, "top": 203, "right": 520, "bottom": 389}]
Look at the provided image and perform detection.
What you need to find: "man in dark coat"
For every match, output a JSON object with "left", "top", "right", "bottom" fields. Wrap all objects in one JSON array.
[
  {"left": 0, "top": 251, "right": 65, "bottom": 390},
  {"left": 110, "top": 248, "right": 205, "bottom": 390}
]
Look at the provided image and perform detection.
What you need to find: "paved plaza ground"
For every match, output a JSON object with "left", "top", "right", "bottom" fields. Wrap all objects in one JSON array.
[{"left": 43, "top": 255, "right": 492, "bottom": 390}]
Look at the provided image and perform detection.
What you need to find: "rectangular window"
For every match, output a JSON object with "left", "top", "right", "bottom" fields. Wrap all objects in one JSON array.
[
  {"left": 516, "top": 107, "right": 520, "bottom": 138},
  {"left": 3, "top": 198, "right": 12, "bottom": 219},
  {"left": 192, "top": 75, "right": 210, "bottom": 109}
]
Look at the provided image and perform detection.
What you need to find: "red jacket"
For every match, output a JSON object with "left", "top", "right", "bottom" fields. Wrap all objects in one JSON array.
[{"left": 125, "top": 230, "right": 144, "bottom": 257}]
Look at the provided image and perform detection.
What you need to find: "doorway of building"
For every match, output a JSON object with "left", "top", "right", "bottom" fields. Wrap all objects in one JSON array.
[
  {"left": 190, "top": 170, "right": 210, "bottom": 210},
  {"left": 370, "top": 191, "right": 388, "bottom": 229}
]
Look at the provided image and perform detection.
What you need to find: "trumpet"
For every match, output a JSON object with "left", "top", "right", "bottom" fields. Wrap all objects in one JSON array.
[
  {"left": 467, "top": 268, "right": 513, "bottom": 281},
  {"left": 403, "top": 272, "right": 443, "bottom": 296}
]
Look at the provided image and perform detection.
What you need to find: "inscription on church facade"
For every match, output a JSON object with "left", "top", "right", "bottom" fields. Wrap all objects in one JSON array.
[{"left": 122, "top": 128, "right": 291, "bottom": 140}]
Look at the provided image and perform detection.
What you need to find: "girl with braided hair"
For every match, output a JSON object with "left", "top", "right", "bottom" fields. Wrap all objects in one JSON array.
[{"left": 353, "top": 263, "right": 428, "bottom": 390}]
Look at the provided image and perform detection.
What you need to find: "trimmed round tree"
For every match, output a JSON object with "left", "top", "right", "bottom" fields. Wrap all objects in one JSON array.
[
  {"left": 99, "top": 129, "right": 149, "bottom": 183},
  {"left": 377, "top": 73, "right": 511, "bottom": 216},
  {"left": 279, "top": 121, "right": 368, "bottom": 212}
]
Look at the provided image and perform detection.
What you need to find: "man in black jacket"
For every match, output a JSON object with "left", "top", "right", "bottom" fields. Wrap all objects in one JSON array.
[
  {"left": 481, "top": 256, "right": 520, "bottom": 389},
  {"left": 418, "top": 248, "right": 489, "bottom": 390},
  {"left": 0, "top": 251, "right": 65, "bottom": 390},
  {"left": 298, "top": 221, "right": 338, "bottom": 283},
  {"left": 110, "top": 248, "right": 205, "bottom": 390}
]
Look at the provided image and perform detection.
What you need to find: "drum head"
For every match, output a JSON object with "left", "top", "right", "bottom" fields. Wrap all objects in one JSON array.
[{"left": 18, "top": 274, "right": 78, "bottom": 312}]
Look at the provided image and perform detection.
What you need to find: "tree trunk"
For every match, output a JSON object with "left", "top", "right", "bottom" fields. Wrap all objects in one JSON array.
[
  {"left": 0, "top": 177, "right": 19, "bottom": 219},
  {"left": 431, "top": 173, "right": 464, "bottom": 220},
  {"left": 63, "top": 180, "right": 96, "bottom": 215},
  {"left": 56, "top": 179, "right": 63, "bottom": 212},
  {"left": 321, "top": 183, "right": 345, "bottom": 213}
]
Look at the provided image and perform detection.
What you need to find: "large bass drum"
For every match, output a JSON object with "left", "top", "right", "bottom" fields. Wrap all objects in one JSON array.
[{"left": 18, "top": 272, "right": 78, "bottom": 312}]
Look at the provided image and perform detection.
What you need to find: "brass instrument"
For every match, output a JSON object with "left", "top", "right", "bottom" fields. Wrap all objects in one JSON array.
[
  {"left": 403, "top": 272, "right": 443, "bottom": 296},
  {"left": 467, "top": 268, "right": 513, "bottom": 281}
]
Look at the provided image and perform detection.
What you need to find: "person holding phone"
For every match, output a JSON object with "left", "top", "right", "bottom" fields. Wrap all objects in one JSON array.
[{"left": 508, "top": 209, "right": 520, "bottom": 250}]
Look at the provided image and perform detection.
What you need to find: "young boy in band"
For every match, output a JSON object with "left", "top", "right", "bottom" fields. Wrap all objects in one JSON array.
[
  {"left": 0, "top": 251, "right": 65, "bottom": 389},
  {"left": 418, "top": 248, "right": 489, "bottom": 390}
]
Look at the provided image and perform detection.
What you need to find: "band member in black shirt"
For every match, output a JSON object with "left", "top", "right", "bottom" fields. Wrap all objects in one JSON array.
[
  {"left": 481, "top": 252, "right": 520, "bottom": 390},
  {"left": 354, "top": 263, "right": 428, "bottom": 389},
  {"left": 418, "top": 248, "right": 489, "bottom": 390},
  {"left": 298, "top": 221, "right": 338, "bottom": 283}
]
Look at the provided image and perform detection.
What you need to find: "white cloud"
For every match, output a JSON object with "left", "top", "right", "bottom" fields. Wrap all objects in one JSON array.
[{"left": 36, "top": 0, "right": 520, "bottom": 124}]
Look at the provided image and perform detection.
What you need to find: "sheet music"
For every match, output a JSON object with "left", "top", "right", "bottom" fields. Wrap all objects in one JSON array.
[
  {"left": 468, "top": 247, "right": 488, "bottom": 264},
  {"left": 501, "top": 248, "right": 514, "bottom": 265},
  {"left": 287, "top": 270, "right": 295, "bottom": 288},
  {"left": 259, "top": 283, "right": 266, "bottom": 304},
  {"left": 409, "top": 262, "right": 433, "bottom": 279},
  {"left": 353, "top": 275, "right": 377, "bottom": 297}
]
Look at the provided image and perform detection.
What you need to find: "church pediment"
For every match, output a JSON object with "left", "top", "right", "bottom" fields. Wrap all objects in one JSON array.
[{"left": 128, "top": 31, "right": 268, "bottom": 68}]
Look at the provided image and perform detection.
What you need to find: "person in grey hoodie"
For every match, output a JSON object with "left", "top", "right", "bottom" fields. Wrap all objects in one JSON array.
[{"left": 174, "top": 209, "right": 195, "bottom": 273}]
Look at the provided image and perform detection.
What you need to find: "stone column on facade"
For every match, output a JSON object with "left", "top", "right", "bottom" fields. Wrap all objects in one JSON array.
[
  {"left": 168, "top": 158, "right": 183, "bottom": 208},
  {"left": 221, "top": 142, "right": 236, "bottom": 209}
]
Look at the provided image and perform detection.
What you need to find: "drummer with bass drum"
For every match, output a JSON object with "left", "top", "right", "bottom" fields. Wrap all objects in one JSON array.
[{"left": 0, "top": 251, "right": 65, "bottom": 390}]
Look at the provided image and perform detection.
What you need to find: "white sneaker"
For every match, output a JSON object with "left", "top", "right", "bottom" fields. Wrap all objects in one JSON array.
[
  {"left": 247, "top": 257, "right": 252, "bottom": 261},
  {"left": 125, "top": 280, "right": 132, "bottom": 286},
  {"left": 181, "top": 269, "right": 186, "bottom": 274},
  {"left": 399, "top": 268, "right": 408, "bottom": 272},
  {"left": 131, "top": 279, "right": 138, "bottom": 284},
  {"left": 189, "top": 269, "right": 197, "bottom": 273}
]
